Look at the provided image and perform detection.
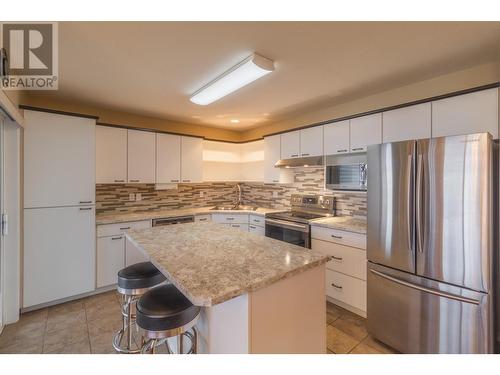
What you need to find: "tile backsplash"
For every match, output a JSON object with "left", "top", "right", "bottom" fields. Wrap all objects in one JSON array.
[{"left": 96, "top": 167, "right": 366, "bottom": 218}]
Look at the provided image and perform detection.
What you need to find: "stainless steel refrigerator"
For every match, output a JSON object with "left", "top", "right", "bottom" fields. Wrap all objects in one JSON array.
[{"left": 367, "top": 132, "right": 498, "bottom": 354}]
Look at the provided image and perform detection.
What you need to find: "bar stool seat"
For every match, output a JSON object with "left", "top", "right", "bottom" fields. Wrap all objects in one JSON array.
[
  {"left": 117, "top": 262, "right": 166, "bottom": 294},
  {"left": 137, "top": 284, "right": 200, "bottom": 354}
]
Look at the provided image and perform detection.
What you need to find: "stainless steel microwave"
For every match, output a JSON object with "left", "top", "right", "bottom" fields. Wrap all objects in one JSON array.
[{"left": 325, "top": 154, "right": 367, "bottom": 191}]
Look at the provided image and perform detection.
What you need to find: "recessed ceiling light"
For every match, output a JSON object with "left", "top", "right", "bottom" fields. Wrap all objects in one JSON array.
[
  {"left": 230, "top": 119, "right": 240, "bottom": 123},
  {"left": 190, "top": 53, "right": 275, "bottom": 106}
]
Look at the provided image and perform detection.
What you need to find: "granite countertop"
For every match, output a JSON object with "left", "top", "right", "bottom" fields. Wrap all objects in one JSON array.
[
  {"left": 310, "top": 216, "right": 367, "bottom": 234},
  {"left": 96, "top": 206, "right": 281, "bottom": 225},
  {"left": 125, "top": 222, "right": 330, "bottom": 307}
]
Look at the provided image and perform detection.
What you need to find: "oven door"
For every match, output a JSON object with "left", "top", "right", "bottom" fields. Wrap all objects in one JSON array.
[{"left": 265, "top": 218, "right": 310, "bottom": 248}]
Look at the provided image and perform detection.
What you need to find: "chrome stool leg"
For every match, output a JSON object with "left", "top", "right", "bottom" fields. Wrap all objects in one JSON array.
[{"left": 113, "top": 293, "right": 141, "bottom": 354}]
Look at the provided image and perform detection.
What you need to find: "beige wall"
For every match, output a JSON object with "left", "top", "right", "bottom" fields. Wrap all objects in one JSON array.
[
  {"left": 241, "top": 61, "right": 500, "bottom": 141},
  {"left": 21, "top": 93, "right": 243, "bottom": 142},
  {"left": 18, "top": 61, "right": 500, "bottom": 142}
]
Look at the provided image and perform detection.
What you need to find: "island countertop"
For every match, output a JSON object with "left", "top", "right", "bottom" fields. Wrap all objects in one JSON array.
[{"left": 125, "top": 222, "right": 330, "bottom": 307}]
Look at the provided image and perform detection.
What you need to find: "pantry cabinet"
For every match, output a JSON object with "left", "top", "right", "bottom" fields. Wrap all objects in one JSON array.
[
  {"left": 432, "top": 88, "right": 499, "bottom": 139},
  {"left": 323, "top": 120, "right": 350, "bottom": 155},
  {"left": 181, "top": 136, "right": 203, "bottom": 183},
  {"left": 156, "top": 133, "right": 181, "bottom": 183},
  {"left": 382, "top": 103, "right": 431, "bottom": 142},
  {"left": 96, "top": 126, "right": 128, "bottom": 184},
  {"left": 349, "top": 113, "right": 382, "bottom": 152},
  {"left": 127, "top": 130, "right": 156, "bottom": 183}
]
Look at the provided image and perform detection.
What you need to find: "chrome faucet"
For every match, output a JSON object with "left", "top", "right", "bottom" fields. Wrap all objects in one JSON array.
[{"left": 233, "top": 183, "right": 242, "bottom": 207}]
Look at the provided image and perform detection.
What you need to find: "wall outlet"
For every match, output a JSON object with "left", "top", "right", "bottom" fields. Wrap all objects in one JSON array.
[
  {"left": 129, "top": 193, "right": 135, "bottom": 201},
  {"left": 272, "top": 191, "right": 278, "bottom": 198},
  {"left": 199, "top": 191, "right": 204, "bottom": 198},
  {"left": 136, "top": 193, "right": 142, "bottom": 201}
]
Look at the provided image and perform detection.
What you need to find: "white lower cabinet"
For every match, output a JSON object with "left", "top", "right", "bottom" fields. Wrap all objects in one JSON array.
[
  {"left": 212, "top": 213, "right": 249, "bottom": 224},
  {"left": 311, "top": 225, "right": 367, "bottom": 316},
  {"left": 249, "top": 224, "right": 265, "bottom": 236},
  {"left": 226, "top": 223, "right": 249, "bottom": 232},
  {"left": 97, "top": 235, "right": 125, "bottom": 288}
]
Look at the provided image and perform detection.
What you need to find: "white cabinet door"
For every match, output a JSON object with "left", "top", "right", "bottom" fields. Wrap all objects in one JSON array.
[
  {"left": 249, "top": 224, "right": 265, "bottom": 236},
  {"left": 24, "top": 111, "right": 96, "bottom": 208},
  {"left": 432, "top": 88, "right": 499, "bottom": 139},
  {"left": 156, "top": 133, "right": 181, "bottom": 183},
  {"left": 181, "top": 136, "right": 203, "bottom": 183},
  {"left": 127, "top": 130, "right": 156, "bottom": 183},
  {"left": 23, "top": 206, "right": 96, "bottom": 307},
  {"left": 323, "top": 120, "right": 350, "bottom": 155},
  {"left": 96, "top": 125, "right": 127, "bottom": 183},
  {"left": 264, "top": 135, "right": 281, "bottom": 183},
  {"left": 280, "top": 131, "right": 300, "bottom": 159},
  {"left": 300, "top": 126, "right": 323, "bottom": 157},
  {"left": 383, "top": 103, "right": 431, "bottom": 142},
  {"left": 125, "top": 237, "right": 149, "bottom": 266},
  {"left": 350, "top": 113, "right": 382, "bottom": 152},
  {"left": 97, "top": 235, "right": 125, "bottom": 288},
  {"left": 227, "top": 223, "right": 249, "bottom": 232}
]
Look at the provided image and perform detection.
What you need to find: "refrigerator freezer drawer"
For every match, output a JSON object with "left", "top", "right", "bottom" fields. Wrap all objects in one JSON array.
[
  {"left": 326, "top": 269, "right": 366, "bottom": 312},
  {"left": 367, "top": 262, "right": 492, "bottom": 353}
]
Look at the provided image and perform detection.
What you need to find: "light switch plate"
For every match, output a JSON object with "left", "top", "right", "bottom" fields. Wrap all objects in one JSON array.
[
  {"left": 136, "top": 193, "right": 142, "bottom": 201},
  {"left": 199, "top": 191, "right": 204, "bottom": 198},
  {"left": 129, "top": 193, "right": 135, "bottom": 201},
  {"left": 272, "top": 191, "right": 278, "bottom": 198}
]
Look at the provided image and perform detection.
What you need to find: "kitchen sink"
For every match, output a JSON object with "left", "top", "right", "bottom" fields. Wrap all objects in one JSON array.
[{"left": 210, "top": 205, "right": 258, "bottom": 211}]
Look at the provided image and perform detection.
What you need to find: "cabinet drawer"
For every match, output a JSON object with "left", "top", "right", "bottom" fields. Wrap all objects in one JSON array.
[
  {"left": 311, "top": 226, "right": 366, "bottom": 249},
  {"left": 225, "top": 223, "right": 249, "bottom": 232},
  {"left": 311, "top": 239, "right": 366, "bottom": 280},
  {"left": 326, "top": 269, "right": 366, "bottom": 312},
  {"left": 249, "top": 224, "right": 265, "bottom": 236},
  {"left": 97, "top": 235, "right": 125, "bottom": 288},
  {"left": 249, "top": 214, "right": 264, "bottom": 227},
  {"left": 97, "top": 220, "right": 151, "bottom": 237},
  {"left": 195, "top": 214, "right": 212, "bottom": 223},
  {"left": 212, "top": 213, "right": 249, "bottom": 224}
]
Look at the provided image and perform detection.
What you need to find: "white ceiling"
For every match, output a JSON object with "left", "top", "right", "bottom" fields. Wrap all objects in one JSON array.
[{"left": 34, "top": 22, "right": 500, "bottom": 130}]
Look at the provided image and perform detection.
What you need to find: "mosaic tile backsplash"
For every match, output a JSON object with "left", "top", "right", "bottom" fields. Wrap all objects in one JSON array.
[{"left": 96, "top": 167, "right": 366, "bottom": 218}]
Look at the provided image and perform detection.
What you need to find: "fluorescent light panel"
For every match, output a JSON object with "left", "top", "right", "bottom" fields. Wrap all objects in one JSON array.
[{"left": 190, "top": 53, "right": 274, "bottom": 105}]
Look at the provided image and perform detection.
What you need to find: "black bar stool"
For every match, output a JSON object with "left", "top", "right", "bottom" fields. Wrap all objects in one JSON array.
[
  {"left": 113, "top": 262, "right": 167, "bottom": 354},
  {"left": 137, "top": 284, "right": 201, "bottom": 354}
]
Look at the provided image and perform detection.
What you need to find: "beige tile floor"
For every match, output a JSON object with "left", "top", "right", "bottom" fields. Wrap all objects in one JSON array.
[{"left": 0, "top": 290, "right": 397, "bottom": 354}]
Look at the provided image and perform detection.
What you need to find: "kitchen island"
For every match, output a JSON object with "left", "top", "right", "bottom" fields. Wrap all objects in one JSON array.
[{"left": 125, "top": 222, "right": 330, "bottom": 354}]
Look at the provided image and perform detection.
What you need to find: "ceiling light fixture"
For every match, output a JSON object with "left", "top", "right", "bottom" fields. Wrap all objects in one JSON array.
[
  {"left": 190, "top": 53, "right": 275, "bottom": 106},
  {"left": 230, "top": 119, "right": 240, "bottom": 123}
]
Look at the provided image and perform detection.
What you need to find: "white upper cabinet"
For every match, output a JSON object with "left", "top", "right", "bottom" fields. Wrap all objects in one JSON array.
[
  {"left": 96, "top": 126, "right": 127, "bottom": 183},
  {"left": 264, "top": 135, "right": 281, "bottom": 183},
  {"left": 350, "top": 113, "right": 382, "bottom": 152},
  {"left": 24, "top": 110, "right": 96, "bottom": 208},
  {"left": 300, "top": 126, "right": 324, "bottom": 157},
  {"left": 323, "top": 120, "right": 350, "bottom": 155},
  {"left": 181, "top": 136, "right": 203, "bottom": 183},
  {"left": 432, "top": 88, "right": 499, "bottom": 139},
  {"left": 156, "top": 133, "right": 181, "bottom": 183},
  {"left": 127, "top": 130, "right": 156, "bottom": 183},
  {"left": 280, "top": 130, "right": 300, "bottom": 159},
  {"left": 383, "top": 103, "right": 431, "bottom": 143}
]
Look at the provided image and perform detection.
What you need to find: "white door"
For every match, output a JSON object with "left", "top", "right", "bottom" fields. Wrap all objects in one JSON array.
[
  {"left": 97, "top": 235, "right": 125, "bottom": 288},
  {"left": 23, "top": 205, "right": 96, "bottom": 307},
  {"left": 127, "top": 130, "right": 156, "bottom": 183},
  {"left": 280, "top": 131, "right": 300, "bottom": 159},
  {"left": 23, "top": 111, "right": 96, "bottom": 208},
  {"left": 156, "top": 133, "right": 181, "bottom": 183},
  {"left": 383, "top": 103, "right": 431, "bottom": 142},
  {"left": 323, "top": 120, "right": 350, "bottom": 155},
  {"left": 181, "top": 136, "right": 203, "bottom": 183},
  {"left": 432, "top": 88, "right": 499, "bottom": 139},
  {"left": 300, "top": 127, "right": 323, "bottom": 157},
  {"left": 350, "top": 113, "right": 382, "bottom": 152},
  {"left": 0, "top": 116, "right": 4, "bottom": 327},
  {"left": 96, "top": 126, "right": 128, "bottom": 183}
]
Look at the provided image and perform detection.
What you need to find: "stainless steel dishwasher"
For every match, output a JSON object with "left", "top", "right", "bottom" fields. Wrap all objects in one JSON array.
[{"left": 152, "top": 216, "right": 195, "bottom": 226}]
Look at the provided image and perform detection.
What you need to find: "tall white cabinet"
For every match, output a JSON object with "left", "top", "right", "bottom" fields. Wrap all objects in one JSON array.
[{"left": 23, "top": 110, "right": 96, "bottom": 308}]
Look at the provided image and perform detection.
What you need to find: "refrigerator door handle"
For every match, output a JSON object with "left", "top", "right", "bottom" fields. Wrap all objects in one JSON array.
[
  {"left": 415, "top": 153, "right": 424, "bottom": 253},
  {"left": 369, "top": 269, "right": 480, "bottom": 305},
  {"left": 406, "top": 154, "right": 414, "bottom": 252}
]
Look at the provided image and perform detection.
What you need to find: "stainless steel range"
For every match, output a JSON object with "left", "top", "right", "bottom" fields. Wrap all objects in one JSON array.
[{"left": 265, "top": 194, "right": 334, "bottom": 248}]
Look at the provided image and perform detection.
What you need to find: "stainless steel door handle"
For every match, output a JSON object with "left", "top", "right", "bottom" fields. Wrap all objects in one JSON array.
[
  {"left": 352, "top": 147, "right": 364, "bottom": 151},
  {"left": 337, "top": 149, "right": 347, "bottom": 153},
  {"left": 407, "top": 153, "right": 414, "bottom": 252},
  {"left": 331, "top": 283, "right": 343, "bottom": 289},
  {"left": 331, "top": 255, "right": 343, "bottom": 261},
  {"left": 301, "top": 153, "right": 310, "bottom": 156},
  {"left": 265, "top": 218, "right": 309, "bottom": 232},
  {"left": 331, "top": 234, "right": 343, "bottom": 239},
  {"left": 79, "top": 201, "right": 92, "bottom": 204},
  {"left": 369, "top": 269, "right": 480, "bottom": 305},
  {"left": 171, "top": 179, "right": 179, "bottom": 183},
  {"left": 129, "top": 179, "right": 140, "bottom": 182},
  {"left": 79, "top": 207, "right": 92, "bottom": 211},
  {"left": 114, "top": 179, "right": 125, "bottom": 183},
  {"left": 119, "top": 227, "right": 131, "bottom": 230},
  {"left": 416, "top": 154, "right": 423, "bottom": 253},
  {"left": 111, "top": 236, "right": 123, "bottom": 240}
]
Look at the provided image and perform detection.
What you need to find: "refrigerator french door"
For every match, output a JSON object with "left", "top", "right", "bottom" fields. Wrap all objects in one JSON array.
[{"left": 367, "top": 133, "right": 496, "bottom": 354}]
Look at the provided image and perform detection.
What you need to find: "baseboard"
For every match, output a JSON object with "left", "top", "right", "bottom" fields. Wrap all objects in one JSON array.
[
  {"left": 21, "top": 284, "right": 117, "bottom": 313},
  {"left": 326, "top": 296, "right": 367, "bottom": 318}
]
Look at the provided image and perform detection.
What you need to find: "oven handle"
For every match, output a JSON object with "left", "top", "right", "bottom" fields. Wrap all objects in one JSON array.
[{"left": 265, "top": 218, "right": 309, "bottom": 233}]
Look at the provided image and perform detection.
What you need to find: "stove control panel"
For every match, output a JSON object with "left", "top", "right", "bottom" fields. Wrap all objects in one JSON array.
[{"left": 291, "top": 194, "right": 335, "bottom": 212}]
